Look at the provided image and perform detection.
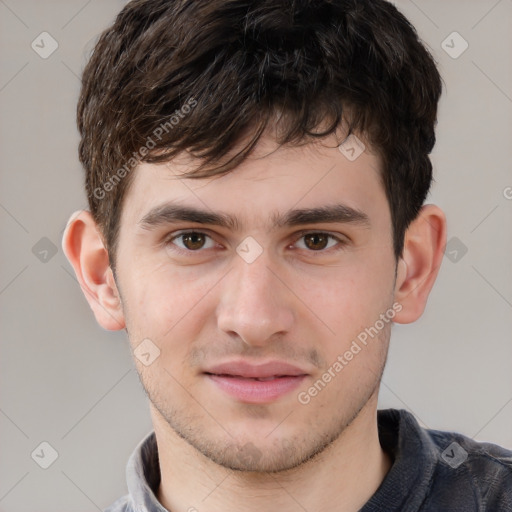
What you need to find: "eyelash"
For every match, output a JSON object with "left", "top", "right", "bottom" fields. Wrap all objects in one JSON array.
[{"left": 164, "top": 230, "right": 347, "bottom": 256}]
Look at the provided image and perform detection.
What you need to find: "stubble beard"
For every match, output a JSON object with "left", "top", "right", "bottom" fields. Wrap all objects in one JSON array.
[{"left": 138, "top": 330, "right": 390, "bottom": 474}]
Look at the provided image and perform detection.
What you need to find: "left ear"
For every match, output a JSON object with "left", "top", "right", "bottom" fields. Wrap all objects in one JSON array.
[{"left": 393, "top": 204, "right": 447, "bottom": 324}]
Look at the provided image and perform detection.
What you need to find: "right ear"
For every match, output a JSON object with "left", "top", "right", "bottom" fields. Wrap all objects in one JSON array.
[{"left": 61, "top": 210, "right": 126, "bottom": 331}]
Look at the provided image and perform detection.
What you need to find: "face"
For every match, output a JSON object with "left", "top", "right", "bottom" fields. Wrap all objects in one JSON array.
[{"left": 113, "top": 132, "right": 398, "bottom": 472}]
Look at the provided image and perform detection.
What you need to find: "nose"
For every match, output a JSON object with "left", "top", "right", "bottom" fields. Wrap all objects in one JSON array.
[{"left": 216, "top": 253, "right": 295, "bottom": 347}]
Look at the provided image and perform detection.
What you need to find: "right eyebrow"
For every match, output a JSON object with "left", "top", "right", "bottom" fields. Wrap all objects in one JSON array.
[{"left": 138, "top": 203, "right": 240, "bottom": 231}]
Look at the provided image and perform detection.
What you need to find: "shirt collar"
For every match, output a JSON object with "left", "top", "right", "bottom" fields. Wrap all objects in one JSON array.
[
  {"left": 126, "top": 430, "right": 168, "bottom": 511},
  {"left": 361, "top": 409, "right": 438, "bottom": 511}
]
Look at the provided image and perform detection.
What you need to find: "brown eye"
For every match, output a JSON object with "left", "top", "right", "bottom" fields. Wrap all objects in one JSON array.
[
  {"left": 181, "top": 233, "right": 206, "bottom": 250},
  {"left": 294, "top": 232, "right": 344, "bottom": 253},
  {"left": 167, "top": 231, "right": 215, "bottom": 252},
  {"left": 303, "top": 233, "right": 330, "bottom": 251}
]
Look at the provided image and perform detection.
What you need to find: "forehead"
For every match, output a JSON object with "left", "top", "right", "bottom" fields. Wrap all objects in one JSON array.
[{"left": 121, "top": 134, "right": 385, "bottom": 229}]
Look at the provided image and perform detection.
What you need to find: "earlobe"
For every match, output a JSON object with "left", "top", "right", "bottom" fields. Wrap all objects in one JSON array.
[
  {"left": 62, "top": 210, "right": 125, "bottom": 331},
  {"left": 393, "top": 204, "right": 447, "bottom": 324}
]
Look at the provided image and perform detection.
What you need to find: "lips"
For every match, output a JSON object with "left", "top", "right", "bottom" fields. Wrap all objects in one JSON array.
[
  {"left": 203, "top": 360, "right": 309, "bottom": 403},
  {"left": 203, "top": 360, "right": 309, "bottom": 379}
]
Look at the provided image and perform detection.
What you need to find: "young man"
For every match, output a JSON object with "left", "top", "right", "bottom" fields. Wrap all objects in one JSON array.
[{"left": 62, "top": 0, "right": 512, "bottom": 510}]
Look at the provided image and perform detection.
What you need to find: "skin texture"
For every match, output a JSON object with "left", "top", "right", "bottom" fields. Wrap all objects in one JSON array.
[{"left": 63, "top": 131, "right": 446, "bottom": 512}]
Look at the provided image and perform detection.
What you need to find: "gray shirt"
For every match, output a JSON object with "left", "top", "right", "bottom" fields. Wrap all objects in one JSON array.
[{"left": 105, "top": 408, "right": 512, "bottom": 511}]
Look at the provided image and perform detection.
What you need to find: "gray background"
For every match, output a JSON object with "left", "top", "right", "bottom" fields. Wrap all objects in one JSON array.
[{"left": 1, "top": 0, "right": 511, "bottom": 510}]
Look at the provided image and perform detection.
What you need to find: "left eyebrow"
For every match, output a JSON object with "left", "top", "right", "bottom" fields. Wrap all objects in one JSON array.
[
  {"left": 275, "top": 204, "right": 370, "bottom": 229},
  {"left": 137, "top": 202, "right": 371, "bottom": 232}
]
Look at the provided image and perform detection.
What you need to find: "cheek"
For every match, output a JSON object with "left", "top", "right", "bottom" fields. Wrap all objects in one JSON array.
[
  {"left": 121, "top": 264, "right": 219, "bottom": 346},
  {"left": 293, "top": 250, "right": 395, "bottom": 340}
]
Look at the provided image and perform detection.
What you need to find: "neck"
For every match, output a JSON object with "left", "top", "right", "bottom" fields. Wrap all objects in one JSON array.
[{"left": 153, "top": 397, "right": 392, "bottom": 512}]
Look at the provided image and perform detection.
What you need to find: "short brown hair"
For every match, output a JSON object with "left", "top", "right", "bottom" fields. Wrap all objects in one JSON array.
[{"left": 77, "top": 0, "right": 442, "bottom": 271}]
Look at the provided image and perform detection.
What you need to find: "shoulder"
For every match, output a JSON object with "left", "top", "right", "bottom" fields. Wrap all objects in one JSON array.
[
  {"left": 427, "top": 426, "right": 512, "bottom": 474},
  {"left": 425, "top": 425, "right": 512, "bottom": 509},
  {"left": 377, "top": 408, "right": 512, "bottom": 510}
]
